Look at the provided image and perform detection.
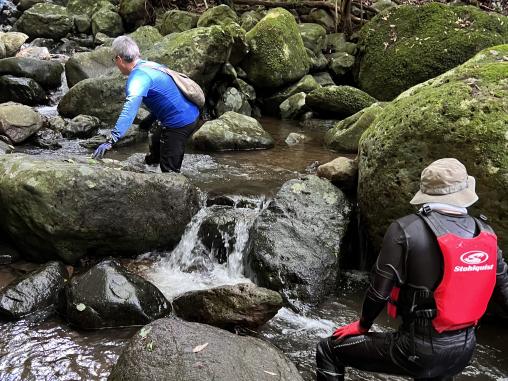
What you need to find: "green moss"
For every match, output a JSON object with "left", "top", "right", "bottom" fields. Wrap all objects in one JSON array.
[
  {"left": 196, "top": 4, "right": 238, "bottom": 28},
  {"left": 357, "top": 3, "right": 508, "bottom": 100},
  {"left": 306, "top": 85, "right": 377, "bottom": 117},
  {"left": 358, "top": 46, "right": 508, "bottom": 258}
]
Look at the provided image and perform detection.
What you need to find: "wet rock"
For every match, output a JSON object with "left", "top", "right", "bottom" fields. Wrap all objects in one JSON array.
[
  {"left": 235, "top": 78, "right": 255, "bottom": 101},
  {"left": 0, "top": 75, "right": 48, "bottom": 105},
  {"left": 328, "top": 52, "right": 355, "bottom": 80},
  {"left": 317, "top": 156, "right": 358, "bottom": 191},
  {"left": 17, "top": 0, "right": 45, "bottom": 12},
  {"left": 91, "top": 8, "right": 124, "bottom": 37},
  {"left": 80, "top": 124, "right": 147, "bottom": 149},
  {"left": 0, "top": 261, "right": 67, "bottom": 319},
  {"left": 15, "top": 46, "right": 51, "bottom": 60},
  {"left": 156, "top": 10, "right": 199, "bottom": 35},
  {"left": 215, "top": 87, "right": 251, "bottom": 117},
  {"left": 264, "top": 74, "right": 320, "bottom": 115},
  {"left": 197, "top": 4, "right": 238, "bottom": 28},
  {"left": 61, "top": 259, "right": 170, "bottom": 329},
  {"left": 14, "top": 3, "right": 73, "bottom": 40},
  {"left": 0, "top": 154, "right": 201, "bottom": 263},
  {"left": 198, "top": 205, "right": 238, "bottom": 263},
  {"left": 325, "top": 102, "right": 385, "bottom": 152},
  {"left": 306, "top": 85, "right": 376, "bottom": 118},
  {"left": 298, "top": 23, "right": 326, "bottom": 54},
  {"left": 144, "top": 25, "right": 235, "bottom": 89},
  {"left": 31, "top": 128, "right": 63, "bottom": 149},
  {"left": 60, "top": 114, "right": 101, "bottom": 138},
  {"left": 0, "top": 102, "right": 43, "bottom": 144},
  {"left": 0, "top": 57, "right": 63, "bottom": 89},
  {"left": 173, "top": 283, "right": 283, "bottom": 330},
  {"left": 241, "top": 8, "right": 310, "bottom": 89},
  {"left": 192, "top": 111, "right": 273, "bottom": 151},
  {"left": 0, "top": 32, "right": 29, "bottom": 57},
  {"left": 246, "top": 175, "right": 352, "bottom": 303},
  {"left": 285, "top": 132, "right": 307, "bottom": 146},
  {"left": 280, "top": 92, "right": 308, "bottom": 120},
  {"left": 358, "top": 46, "right": 508, "bottom": 256},
  {"left": 356, "top": 3, "right": 508, "bottom": 100},
  {"left": 108, "top": 318, "right": 304, "bottom": 381}
]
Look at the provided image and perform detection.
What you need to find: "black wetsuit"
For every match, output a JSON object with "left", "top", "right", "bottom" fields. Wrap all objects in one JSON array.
[{"left": 316, "top": 210, "right": 508, "bottom": 381}]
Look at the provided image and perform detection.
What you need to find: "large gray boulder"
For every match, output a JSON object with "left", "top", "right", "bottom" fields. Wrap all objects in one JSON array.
[
  {"left": 14, "top": 3, "right": 73, "bottom": 40},
  {"left": 60, "top": 259, "right": 170, "bottom": 329},
  {"left": 0, "top": 75, "right": 48, "bottom": 105},
  {"left": 0, "top": 32, "right": 29, "bottom": 57},
  {"left": 298, "top": 23, "right": 327, "bottom": 54},
  {"left": 241, "top": 8, "right": 310, "bottom": 89},
  {"left": 246, "top": 175, "right": 352, "bottom": 303},
  {"left": 173, "top": 283, "right": 283, "bottom": 330},
  {"left": 108, "top": 318, "right": 304, "bottom": 381},
  {"left": 65, "top": 47, "right": 116, "bottom": 88},
  {"left": 197, "top": 4, "right": 238, "bottom": 27},
  {"left": 0, "top": 102, "right": 43, "bottom": 144},
  {"left": 145, "top": 25, "right": 235, "bottom": 89},
  {"left": 91, "top": 8, "right": 124, "bottom": 37},
  {"left": 0, "top": 261, "right": 67, "bottom": 319},
  {"left": 192, "top": 112, "right": 274, "bottom": 151},
  {"left": 0, "top": 57, "right": 63, "bottom": 89},
  {"left": 0, "top": 154, "right": 201, "bottom": 263}
]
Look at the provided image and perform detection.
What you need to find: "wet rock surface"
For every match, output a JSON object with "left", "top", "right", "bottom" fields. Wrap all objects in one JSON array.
[
  {"left": 60, "top": 260, "right": 170, "bottom": 329},
  {"left": 108, "top": 318, "right": 304, "bottom": 381}
]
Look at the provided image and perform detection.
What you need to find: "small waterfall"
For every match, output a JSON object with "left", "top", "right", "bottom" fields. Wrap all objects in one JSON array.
[{"left": 144, "top": 198, "right": 265, "bottom": 300}]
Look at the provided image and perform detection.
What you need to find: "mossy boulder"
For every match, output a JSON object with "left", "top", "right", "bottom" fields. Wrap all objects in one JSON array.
[
  {"left": 197, "top": 4, "right": 238, "bottom": 28},
  {"left": 156, "top": 10, "right": 199, "bottom": 35},
  {"left": 128, "top": 26, "right": 163, "bottom": 52},
  {"left": 14, "top": 3, "right": 73, "bottom": 40},
  {"left": 0, "top": 154, "right": 201, "bottom": 263},
  {"left": 328, "top": 52, "right": 355, "bottom": 79},
  {"left": 0, "top": 57, "right": 63, "bottom": 89},
  {"left": 298, "top": 23, "right": 327, "bottom": 54},
  {"left": 240, "top": 10, "right": 263, "bottom": 32},
  {"left": 58, "top": 75, "right": 126, "bottom": 123},
  {"left": 0, "top": 102, "right": 43, "bottom": 144},
  {"left": 91, "top": 8, "right": 124, "bottom": 37},
  {"left": 264, "top": 74, "right": 321, "bottom": 114},
  {"left": 358, "top": 45, "right": 508, "bottom": 258},
  {"left": 356, "top": 3, "right": 508, "bottom": 101},
  {"left": 119, "top": 0, "right": 149, "bottom": 29},
  {"left": 65, "top": 47, "right": 116, "bottom": 88},
  {"left": 280, "top": 92, "right": 308, "bottom": 120},
  {"left": 308, "top": 8, "right": 335, "bottom": 31},
  {"left": 241, "top": 8, "right": 310, "bottom": 89},
  {"left": 325, "top": 102, "right": 385, "bottom": 152},
  {"left": 67, "top": 0, "right": 114, "bottom": 17},
  {"left": 145, "top": 26, "right": 234, "bottom": 88},
  {"left": 192, "top": 111, "right": 274, "bottom": 151},
  {"left": 0, "top": 32, "right": 29, "bottom": 57},
  {"left": 306, "top": 85, "right": 377, "bottom": 118}
]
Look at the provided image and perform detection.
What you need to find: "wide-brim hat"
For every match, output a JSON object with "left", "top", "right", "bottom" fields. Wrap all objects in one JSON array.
[{"left": 410, "top": 158, "right": 478, "bottom": 207}]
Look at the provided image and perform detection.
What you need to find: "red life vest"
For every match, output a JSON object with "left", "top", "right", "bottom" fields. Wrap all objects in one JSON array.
[{"left": 387, "top": 212, "right": 498, "bottom": 333}]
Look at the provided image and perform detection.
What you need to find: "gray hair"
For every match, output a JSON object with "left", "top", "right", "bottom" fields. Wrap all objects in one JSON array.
[{"left": 112, "top": 36, "right": 140, "bottom": 63}]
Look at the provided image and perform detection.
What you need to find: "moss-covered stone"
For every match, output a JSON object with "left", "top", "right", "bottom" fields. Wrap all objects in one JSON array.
[
  {"left": 325, "top": 102, "right": 385, "bottom": 152},
  {"left": 240, "top": 10, "right": 263, "bottom": 32},
  {"left": 92, "top": 8, "right": 124, "bottom": 37},
  {"left": 298, "top": 23, "right": 327, "bottom": 54},
  {"left": 240, "top": 8, "right": 310, "bottom": 89},
  {"left": 356, "top": 3, "right": 508, "bottom": 100},
  {"left": 156, "top": 10, "right": 198, "bottom": 35},
  {"left": 264, "top": 74, "right": 320, "bottom": 115},
  {"left": 145, "top": 26, "right": 234, "bottom": 88},
  {"left": 197, "top": 4, "right": 238, "bottom": 28},
  {"left": 119, "top": 0, "right": 148, "bottom": 29},
  {"left": 308, "top": 8, "right": 335, "bottom": 31},
  {"left": 0, "top": 32, "right": 29, "bottom": 57},
  {"left": 14, "top": 3, "right": 73, "bottom": 40},
  {"left": 328, "top": 52, "right": 355, "bottom": 79},
  {"left": 0, "top": 102, "right": 43, "bottom": 144},
  {"left": 358, "top": 45, "right": 508, "bottom": 258},
  {"left": 67, "top": 0, "right": 114, "bottom": 17},
  {"left": 128, "top": 26, "right": 163, "bottom": 52},
  {"left": 306, "top": 85, "right": 377, "bottom": 118},
  {"left": 280, "top": 92, "right": 308, "bottom": 120}
]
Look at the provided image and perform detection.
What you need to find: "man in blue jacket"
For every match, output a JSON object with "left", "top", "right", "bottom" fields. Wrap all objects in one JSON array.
[{"left": 92, "top": 36, "right": 200, "bottom": 173}]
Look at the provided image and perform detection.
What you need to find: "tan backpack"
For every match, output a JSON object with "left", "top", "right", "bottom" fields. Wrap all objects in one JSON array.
[{"left": 140, "top": 62, "right": 205, "bottom": 109}]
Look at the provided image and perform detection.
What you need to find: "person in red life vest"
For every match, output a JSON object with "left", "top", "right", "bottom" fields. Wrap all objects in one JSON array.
[{"left": 316, "top": 158, "right": 508, "bottom": 381}]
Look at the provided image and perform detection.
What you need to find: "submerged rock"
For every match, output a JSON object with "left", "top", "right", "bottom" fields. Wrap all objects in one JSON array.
[
  {"left": 60, "top": 259, "right": 170, "bottom": 329},
  {"left": 108, "top": 318, "right": 304, "bottom": 381},
  {"left": 0, "top": 261, "right": 67, "bottom": 319},
  {"left": 0, "top": 154, "right": 201, "bottom": 263},
  {"left": 192, "top": 111, "right": 273, "bottom": 151},
  {"left": 358, "top": 45, "right": 508, "bottom": 257},
  {"left": 246, "top": 175, "right": 352, "bottom": 303}
]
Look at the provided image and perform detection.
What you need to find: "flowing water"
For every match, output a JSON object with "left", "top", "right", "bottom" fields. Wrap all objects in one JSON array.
[{"left": 1, "top": 118, "right": 507, "bottom": 380}]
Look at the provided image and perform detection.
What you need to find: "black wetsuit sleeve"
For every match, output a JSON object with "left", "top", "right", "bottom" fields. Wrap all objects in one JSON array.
[
  {"left": 359, "top": 222, "right": 405, "bottom": 329},
  {"left": 492, "top": 248, "right": 508, "bottom": 314}
]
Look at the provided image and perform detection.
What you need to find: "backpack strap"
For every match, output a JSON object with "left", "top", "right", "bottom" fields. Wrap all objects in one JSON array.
[{"left": 417, "top": 208, "right": 449, "bottom": 237}]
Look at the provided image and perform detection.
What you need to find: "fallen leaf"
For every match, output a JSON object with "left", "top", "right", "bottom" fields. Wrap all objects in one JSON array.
[
  {"left": 139, "top": 327, "right": 152, "bottom": 338},
  {"left": 193, "top": 343, "right": 209, "bottom": 353},
  {"left": 264, "top": 371, "right": 277, "bottom": 376},
  {"left": 76, "top": 303, "right": 86, "bottom": 311}
]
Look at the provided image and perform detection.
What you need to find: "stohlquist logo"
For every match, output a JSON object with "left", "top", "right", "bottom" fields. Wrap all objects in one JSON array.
[{"left": 460, "top": 251, "right": 489, "bottom": 265}]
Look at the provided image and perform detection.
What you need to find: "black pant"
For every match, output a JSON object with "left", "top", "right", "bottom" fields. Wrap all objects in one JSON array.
[
  {"left": 146, "top": 121, "right": 197, "bottom": 173},
  {"left": 316, "top": 326, "right": 475, "bottom": 381}
]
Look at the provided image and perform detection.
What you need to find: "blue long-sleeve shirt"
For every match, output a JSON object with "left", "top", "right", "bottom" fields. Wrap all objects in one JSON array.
[{"left": 110, "top": 60, "right": 200, "bottom": 143}]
